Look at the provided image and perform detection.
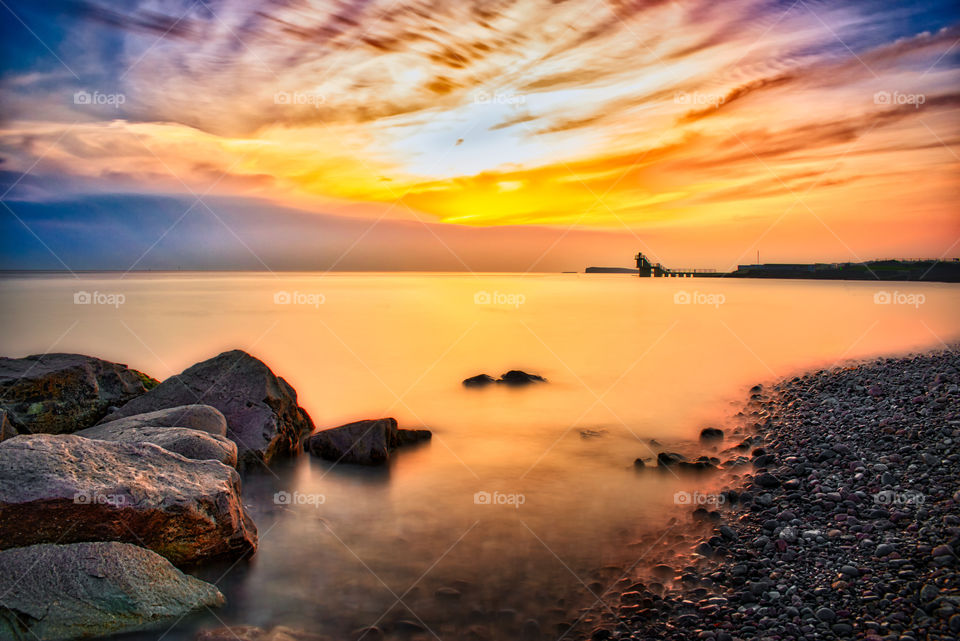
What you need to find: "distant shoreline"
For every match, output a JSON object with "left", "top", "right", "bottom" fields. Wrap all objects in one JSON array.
[{"left": 587, "top": 259, "right": 960, "bottom": 283}]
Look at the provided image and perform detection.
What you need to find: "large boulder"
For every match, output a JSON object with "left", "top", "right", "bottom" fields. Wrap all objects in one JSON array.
[
  {"left": 304, "top": 418, "right": 431, "bottom": 465},
  {"left": 92, "top": 404, "right": 228, "bottom": 436},
  {"left": 76, "top": 424, "right": 238, "bottom": 467},
  {"left": 0, "top": 353, "right": 158, "bottom": 435},
  {"left": 0, "top": 434, "right": 257, "bottom": 565},
  {"left": 0, "top": 542, "right": 224, "bottom": 641},
  {"left": 99, "top": 350, "right": 314, "bottom": 470}
]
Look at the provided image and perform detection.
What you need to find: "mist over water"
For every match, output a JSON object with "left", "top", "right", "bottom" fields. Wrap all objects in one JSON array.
[{"left": 1, "top": 273, "right": 957, "bottom": 639}]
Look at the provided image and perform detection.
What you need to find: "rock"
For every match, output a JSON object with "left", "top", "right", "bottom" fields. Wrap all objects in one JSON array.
[
  {"left": 196, "top": 626, "right": 328, "bottom": 641},
  {"left": 831, "top": 623, "right": 854, "bottom": 635},
  {"left": 76, "top": 425, "right": 238, "bottom": 467},
  {"left": 754, "top": 472, "right": 781, "bottom": 488},
  {"left": 751, "top": 454, "right": 776, "bottom": 468},
  {"left": 815, "top": 607, "right": 837, "bottom": 622},
  {"left": 920, "top": 583, "right": 940, "bottom": 604},
  {"left": 304, "top": 418, "right": 431, "bottom": 465},
  {"left": 876, "top": 543, "right": 895, "bottom": 556},
  {"left": 497, "top": 370, "right": 546, "bottom": 385},
  {"left": 678, "top": 457, "right": 718, "bottom": 471},
  {"left": 91, "top": 404, "right": 228, "bottom": 436},
  {"left": 719, "top": 525, "right": 738, "bottom": 541},
  {"left": 657, "top": 452, "right": 686, "bottom": 467},
  {"left": 0, "top": 408, "right": 16, "bottom": 442},
  {"left": 462, "top": 374, "right": 496, "bottom": 387},
  {"left": 0, "top": 542, "right": 223, "bottom": 641},
  {"left": 0, "top": 434, "right": 257, "bottom": 565},
  {"left": 0, "top": 353, "right": 157, "bottom": 435},
  {"left": 950, "top": 614, "right": 960, "bottom": 634},
  {"left": 634, "top": 458, "right": 646, "bottom": 468},
  {"left": 98, "top": 350, "right": 314, "bottom": 470},
  {"left": 699, "top": 427, "right": 724, "bottom": 442}
]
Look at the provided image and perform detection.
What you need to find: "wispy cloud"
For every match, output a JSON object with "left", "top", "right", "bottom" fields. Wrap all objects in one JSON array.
[{"left": 0, "top": 0, "right": 957, "bottom": 264}]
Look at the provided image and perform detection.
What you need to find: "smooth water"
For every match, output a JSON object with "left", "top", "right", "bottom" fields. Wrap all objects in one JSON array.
[{"left": 1, "top": 273, "right": 958, "bottom": 640}]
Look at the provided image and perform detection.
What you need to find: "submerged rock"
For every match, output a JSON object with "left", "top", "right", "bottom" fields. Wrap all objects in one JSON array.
[
  {"left": 0, "top": 542, "right": 223, "bottom": 641},
  {"left": 93, "top": 404, "right": 228, "bottom": 436},
  {"left": 0, "top": 434, "right": 257, "bottom": 565},
  {"left": 463, "top": 371, "right": 548, "bottom": 386},
  {"left": 303, "top": 417, "right": 431, "bottom": 465},
  {"left": 0, "top": 353, "right": 158, "bottom": 435},
  {"left": 699, "top": 427, "right": 724, "bottom": 442},
  {"left": 656, "top": 452, "right": 687, "bottom": 467},
  {"left": 497, "top": 370, "right": 547, "bottom": 385},
  {"left": 98, "top": 350, "right": 314, "bottom": 470},
  {"left": 76, "top": 424, "right": 238, "bottom": 467},
  {"left": 678, "top": 456, "right": 719, "bottom": 472},
  {"left": 462, "top": 374, "right": 496, "bottom": 387}
]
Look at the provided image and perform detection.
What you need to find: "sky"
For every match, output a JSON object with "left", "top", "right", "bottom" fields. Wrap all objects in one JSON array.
[{"left": 1, "top": 0, "right": 958, "bottom": 271}]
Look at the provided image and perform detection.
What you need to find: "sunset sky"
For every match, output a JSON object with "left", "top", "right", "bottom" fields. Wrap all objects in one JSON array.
[{"left": 1, "top": 0, "right": 958, "bottom": 271}]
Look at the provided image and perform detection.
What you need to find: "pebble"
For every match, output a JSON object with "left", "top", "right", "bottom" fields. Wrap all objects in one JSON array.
[{"left": 816, "top": 607, "right": 837, "bottom": 622}]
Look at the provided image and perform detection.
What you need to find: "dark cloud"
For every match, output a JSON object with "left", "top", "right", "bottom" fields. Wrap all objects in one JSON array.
[{"left": 679, "top": 74, "right": 795, "bottom": 123}]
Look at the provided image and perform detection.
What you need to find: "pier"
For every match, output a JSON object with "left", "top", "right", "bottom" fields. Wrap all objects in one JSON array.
[
  {"left": 634, "top": 253, "right": 718, "bottom": 277},
  {"left": 626, "top": 254, "right": 960, "bottom": 282}
]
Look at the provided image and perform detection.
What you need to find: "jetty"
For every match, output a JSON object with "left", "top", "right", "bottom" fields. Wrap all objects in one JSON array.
[{"left": 619, "top": 254, "right": 960, "bottom": 282}]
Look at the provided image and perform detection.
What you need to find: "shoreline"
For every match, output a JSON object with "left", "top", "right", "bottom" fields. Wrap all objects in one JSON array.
[{"left": 608, "top": 347, "right": 960, "bottom": 641}]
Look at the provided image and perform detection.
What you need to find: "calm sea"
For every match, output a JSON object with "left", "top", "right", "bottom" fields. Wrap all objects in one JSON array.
[{"left": 1, "top": 273, "right": 957, "bottom": 640}]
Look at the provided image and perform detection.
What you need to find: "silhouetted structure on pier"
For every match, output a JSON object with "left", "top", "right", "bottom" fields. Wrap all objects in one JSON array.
[{"left": 634, "top": 253, "right": 717, "bottom": 277}]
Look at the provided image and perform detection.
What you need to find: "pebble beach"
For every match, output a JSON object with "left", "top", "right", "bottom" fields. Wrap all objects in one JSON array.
[{"left": 612, "top": 348, "right": 960, "bottom": 641}]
